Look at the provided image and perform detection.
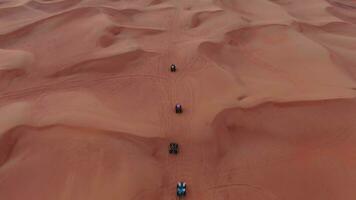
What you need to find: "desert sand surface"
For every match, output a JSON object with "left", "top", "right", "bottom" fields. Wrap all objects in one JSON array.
[{"left": 1, "top": 0, "right": 356, "bottom": 199}]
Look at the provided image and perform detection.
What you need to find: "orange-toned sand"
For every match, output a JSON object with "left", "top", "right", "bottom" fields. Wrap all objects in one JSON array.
[{"left": 1, "top": 0, "right": 356, "bottom": 199}]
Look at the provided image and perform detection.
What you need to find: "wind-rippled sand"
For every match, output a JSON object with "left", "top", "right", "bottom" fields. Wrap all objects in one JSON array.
[{"left": 1, "top": 0, "right": 356, "bottom": 199}]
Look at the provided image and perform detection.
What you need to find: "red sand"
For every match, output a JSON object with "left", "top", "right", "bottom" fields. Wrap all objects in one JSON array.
[{"left": 1, "top": 0, "right": 356, "bottom": 199}]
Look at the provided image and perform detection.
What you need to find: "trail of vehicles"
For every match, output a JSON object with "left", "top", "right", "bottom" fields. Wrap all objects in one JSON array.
[{"left": 170, "top": 64, "right": 186, "bottom": 198}]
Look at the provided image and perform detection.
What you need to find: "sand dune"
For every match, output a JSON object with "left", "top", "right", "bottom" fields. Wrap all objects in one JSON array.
[{"left": 1, "top": 0, "right": 356, "bottom": 199}]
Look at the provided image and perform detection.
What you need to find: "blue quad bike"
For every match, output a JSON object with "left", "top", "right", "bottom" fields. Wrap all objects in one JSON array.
[{"left": 177, "top": 182, "right": 186, "bottom": 198}]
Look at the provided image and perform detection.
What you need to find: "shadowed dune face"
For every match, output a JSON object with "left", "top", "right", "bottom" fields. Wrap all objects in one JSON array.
[{"left": 1, "top": 0, "right": 356, "bottom": 200}]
